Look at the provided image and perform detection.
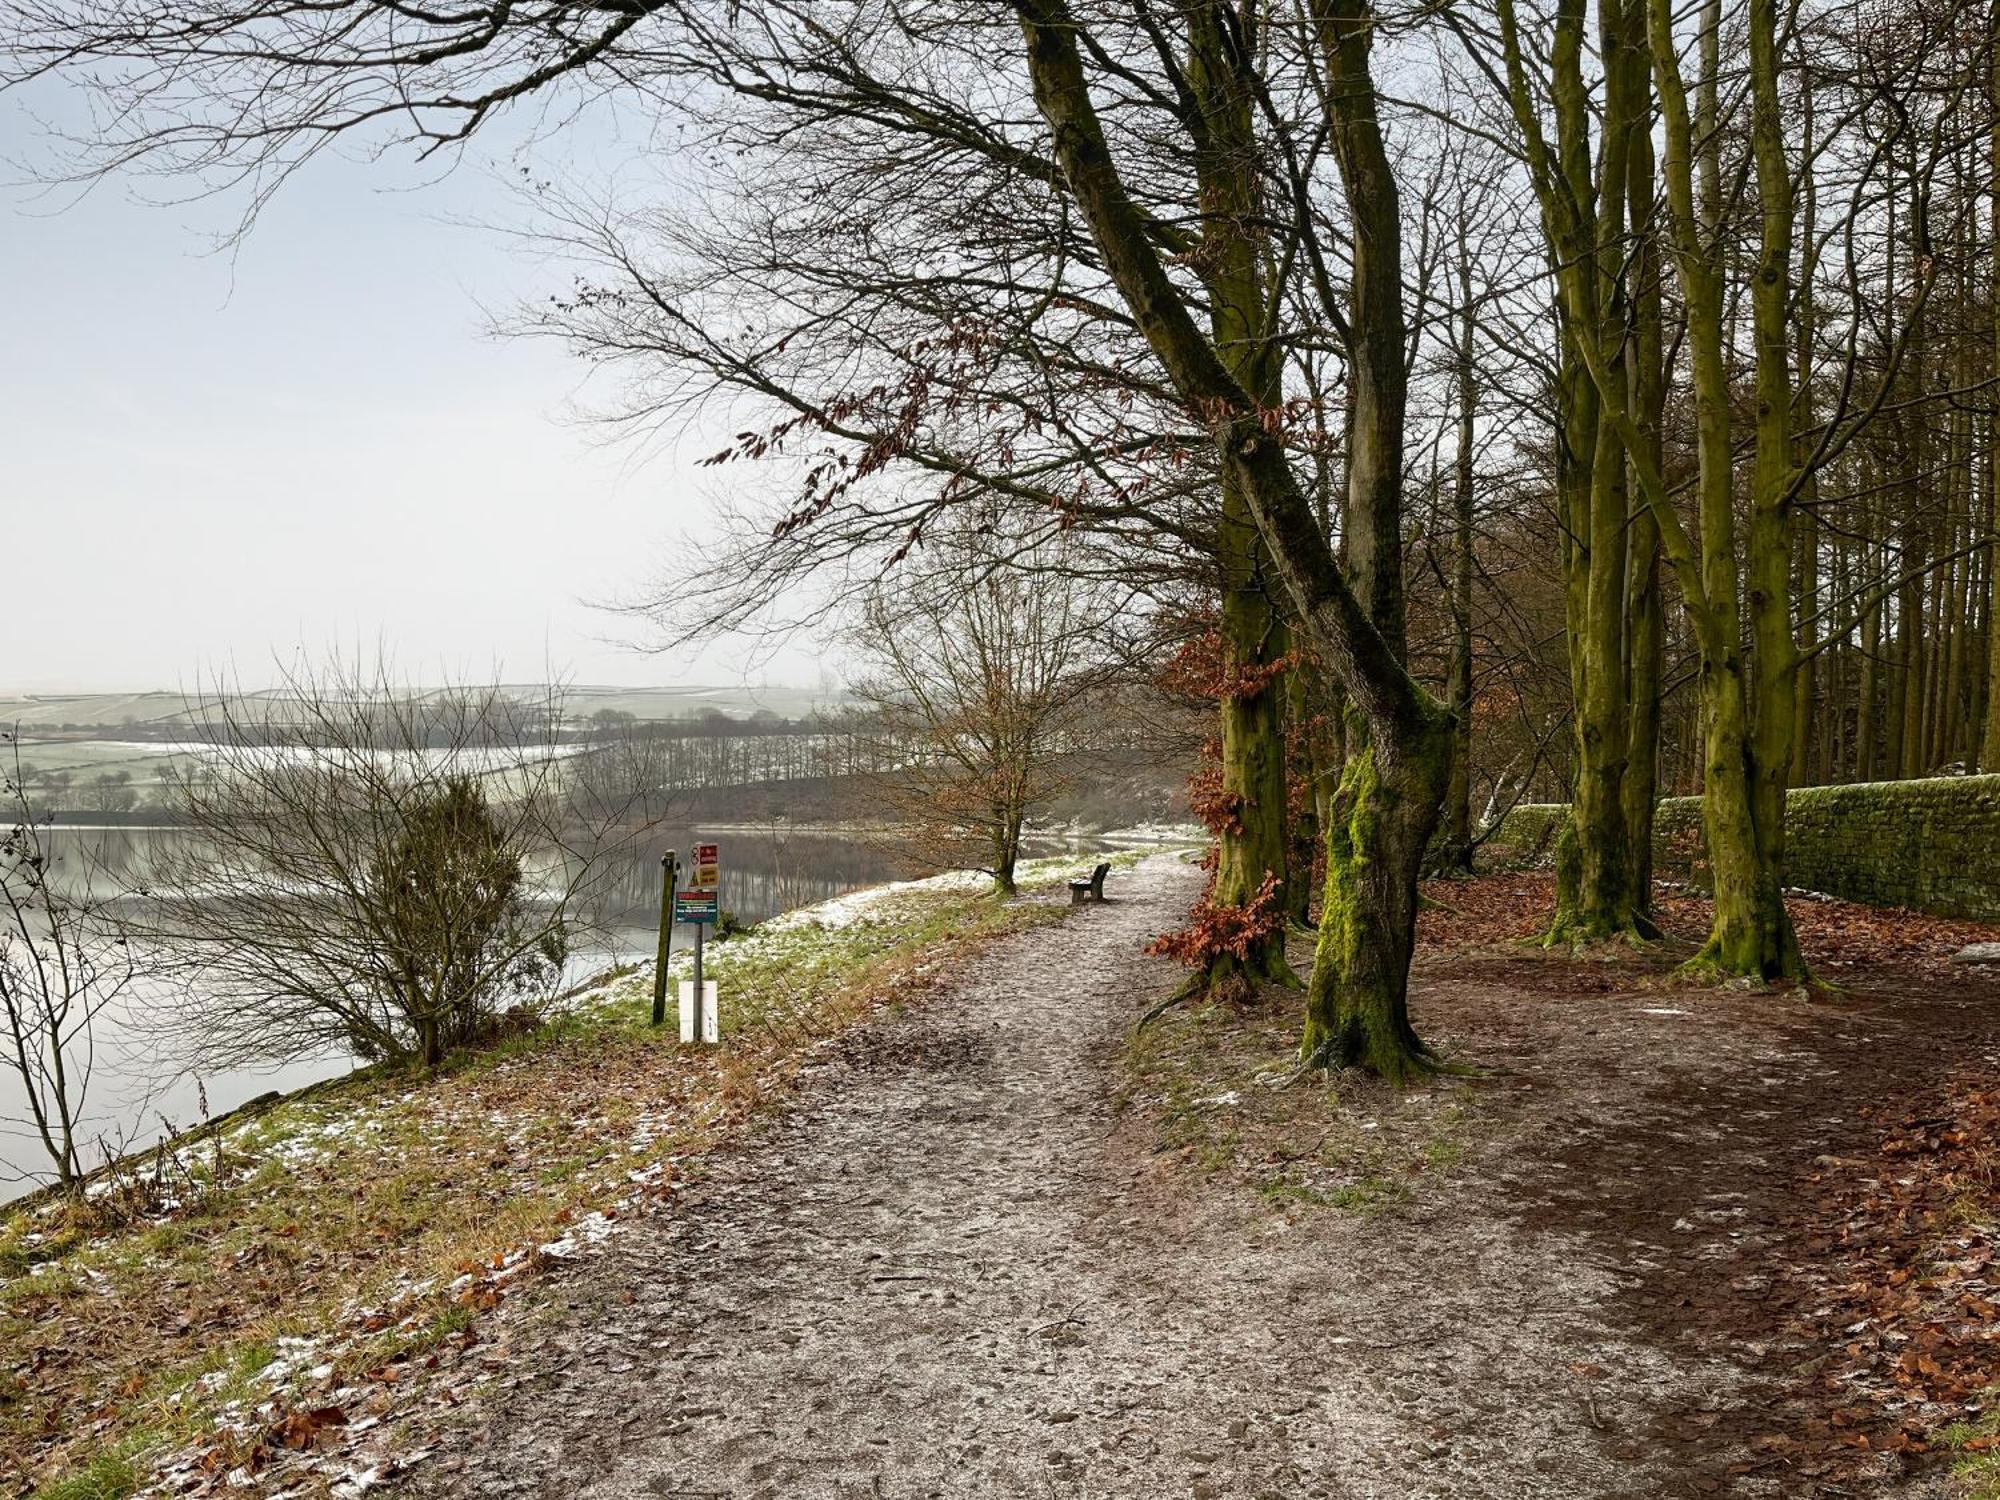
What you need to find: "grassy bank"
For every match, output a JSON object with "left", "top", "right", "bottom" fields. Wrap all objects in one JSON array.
[{"left": 1, "top": 855, "right": 1123, "bottom": 1498}]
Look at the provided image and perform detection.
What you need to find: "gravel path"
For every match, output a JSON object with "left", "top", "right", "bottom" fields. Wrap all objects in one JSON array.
[{"left": 421, "top": 854, "right": 1761, "bottom": 1499}]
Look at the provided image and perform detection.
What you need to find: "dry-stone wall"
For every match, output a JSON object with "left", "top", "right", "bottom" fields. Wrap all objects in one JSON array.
[{"left": 1487, "top": 775, "right": 2000, "bottom": 919}]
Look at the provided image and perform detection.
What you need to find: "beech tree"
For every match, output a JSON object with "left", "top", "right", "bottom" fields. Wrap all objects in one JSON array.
[
  {"left": 1479, "top": 0, "right": 1668, "bottom": 944},
  {"left": 1470, "top": 0, "right": 1986, "bottom": 978}
]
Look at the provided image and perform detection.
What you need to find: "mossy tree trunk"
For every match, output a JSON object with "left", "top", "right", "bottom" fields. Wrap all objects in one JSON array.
[
  {"left": 1017, "top": 0, "right": 1448, "bottom": 1080},
  {"left": 1660, "top": 0, "right": 1804, "bottom": 979},
  {"left": 1498, "top": 0, "right": 1659, "bottom": 946},
  {"left": 1191, "top": 15, "right": 1294, "bottom": 987},
  {"left": 1292, "top": 0, "right": 1450, "bottom": 1075},
  {"left": 1301, "top": 712, "right": 1452, "bottom": 1080},
  {"left": 1690, "top": 665, "right": 1804, "bottom": 979},
  {"left": 1211, "top": 527, "right": 1295, "bottom": 983},
  {"left": 1503, "top": 0, "right": 1810, "bottom": 981},
  {"left": 1720, "top": 0, "right": 1806, "bottom": 982}
]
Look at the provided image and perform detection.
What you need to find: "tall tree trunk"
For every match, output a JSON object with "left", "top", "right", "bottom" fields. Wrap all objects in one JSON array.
[
  {"left": 1212, "top": 509, "right": 1296, "bottom": 982},
  {"left": 1441, "top": 246, "right": 1479, "bottom": 873},
  {"left": 1016, "top": 0, "right": 1447, "bottom": 1078},
  {"left": 1985, "top": 7, "right": 2000, "bottom": 770},
  {"left": 1505, "top": 0, "right": 1653, "bottom": 944},
  {"left": 1791, "top": 75, "right": 1820, "bottom": 790},
  {"left": 1191, "top": 13, "right": 1295, "bottom": 987},
  {"left": 1623, "top": 80, "right": 1666, "bottom": 905},
  {"left": 1289, "top": 0, "right": 1453, "bottom": 1076},
  {"left": 1702, "top": 0, "right": 1803, "bottom": 980}
]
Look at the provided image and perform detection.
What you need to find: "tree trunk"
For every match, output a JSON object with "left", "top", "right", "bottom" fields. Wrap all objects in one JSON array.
[
  {"left": 993, "top": 813, "right": 1020, "bottom": 896},
  {"left": 1190, "top": 11, "right": 1295, "bottom": 986},
  {"left": 1690, "top": 667, "right": 1803, "bottom": 979},
  {"left": 1015, "top": 0, "right": 1446, "bottom": 1078},
  {"left": 1441, "top": 257, "right": 1478, "bottom": 873},
  {"left": 1293, "top": 0, "right": 1447, "bottom": 1077},
  {"left": 1699, "top": 0, "right": 1805, "bottom": 984},
  {"left": 1623, "top": 29, "right": 1667, "bottom": 908},
  {"left": 1986, "top": 8, "right": 2000, "bottom": 769},
  {"left": 1210, "top": 556, "right": 1293, "bottom": 983},
  {"left": 1301, "top": 715, "right": 1452, "bottom": 1080}
]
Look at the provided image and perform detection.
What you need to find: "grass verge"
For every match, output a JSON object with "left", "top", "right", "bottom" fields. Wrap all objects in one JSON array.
[
  {"left": 2, "top": 855, "right": 1114, "bottom": 1496},
  {"left": 1117, "top": 930, "right": 1475, "bottom": 1217}
]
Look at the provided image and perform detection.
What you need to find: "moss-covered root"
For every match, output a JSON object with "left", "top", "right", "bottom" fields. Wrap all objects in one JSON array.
[
  {"left": 1541, "top": 809, "right": 1658, "bottom": 951},
  {"left": 1677, "top": 896, "right": 1806, "bottom": 987}
]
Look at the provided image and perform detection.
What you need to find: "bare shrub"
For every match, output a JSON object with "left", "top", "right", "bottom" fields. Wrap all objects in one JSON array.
[
  {"left": 0, "top": 730, "right": 143, "bottom": 1193},
  {"left": 148, "top": 661, "right": 627, "bottom": 1072}
]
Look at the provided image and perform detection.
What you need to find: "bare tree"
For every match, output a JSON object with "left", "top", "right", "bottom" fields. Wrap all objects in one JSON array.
[
  {"left": 147, "top": 661, "right": 626, "bottom": 1072},
  {"left": 564, "top": 724, "right": 683, "bottom": 833},
  {"left": 851, "top": 534, "right": 1115, "bottom": 894},
  {"left": 0, "top": 731, "right": 142, "bottom": 1193},
  {"left": 85, "top": 769, "right": 138, "bottom": 815}
]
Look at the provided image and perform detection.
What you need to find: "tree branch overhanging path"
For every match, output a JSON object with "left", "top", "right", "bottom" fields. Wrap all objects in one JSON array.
[{"left": 4, "top": 0, "right": 1467, "bottom": 1080}]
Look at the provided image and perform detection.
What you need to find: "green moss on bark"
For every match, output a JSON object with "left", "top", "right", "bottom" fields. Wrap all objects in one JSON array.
[{"left": 1300, "top": 710, "right": 1452, "bottom": 1083}]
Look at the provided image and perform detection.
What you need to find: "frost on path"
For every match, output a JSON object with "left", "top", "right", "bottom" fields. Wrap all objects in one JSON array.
[{"left": 422, "top": 855, "right": 1729, "bottom": 1500}]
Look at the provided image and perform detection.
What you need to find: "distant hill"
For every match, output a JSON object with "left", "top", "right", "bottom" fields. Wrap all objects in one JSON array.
[{"left": 0, "top": 684, "right": 855, "bottom": 735}]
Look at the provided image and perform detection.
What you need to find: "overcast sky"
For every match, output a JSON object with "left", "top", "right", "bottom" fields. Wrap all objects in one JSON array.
[{"left": 2, "top": 88, "right": 827, "bottom": 696}]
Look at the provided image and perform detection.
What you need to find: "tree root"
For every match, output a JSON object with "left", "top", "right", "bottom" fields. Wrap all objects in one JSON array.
[
  {"left": 1134, "top": 973, "right": 1207, "bottom": 1032},
  {"left": 1272, "top": 1040, "right": 1336, "bottom": 1088}
]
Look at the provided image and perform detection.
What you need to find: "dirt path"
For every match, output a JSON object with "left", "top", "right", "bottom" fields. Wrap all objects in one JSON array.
[{"left": 415, "top": 858, "right": 1987, "bottom": 1499}]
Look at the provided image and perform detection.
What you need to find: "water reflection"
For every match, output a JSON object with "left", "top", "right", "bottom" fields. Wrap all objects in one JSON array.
[
  {"left": 1, "top": 823, "right": 932, "bottom": 1199},
  {"left": 576, "top": 825, "right": 922, "bottom": 957}
]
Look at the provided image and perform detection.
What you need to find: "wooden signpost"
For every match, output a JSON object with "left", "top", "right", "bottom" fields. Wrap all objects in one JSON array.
[
  {"left": 674, "top": 840, "right": 721, "bottom": 1043},
  {"left": 650, "top": 849, "right": 677, "bottom": 1027}
]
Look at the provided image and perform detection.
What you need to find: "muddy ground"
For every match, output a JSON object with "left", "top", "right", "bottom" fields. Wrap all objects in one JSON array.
[{"left": 407, "top": 855, "right": 2000, "bottom": 1499}]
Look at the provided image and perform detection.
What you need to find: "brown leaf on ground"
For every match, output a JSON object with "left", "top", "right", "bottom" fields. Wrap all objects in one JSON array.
[{"left": 270, "top": 1404, "right": 348, "bottom": 1451}]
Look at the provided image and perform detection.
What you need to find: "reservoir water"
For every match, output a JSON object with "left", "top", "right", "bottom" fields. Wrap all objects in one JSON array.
[{"left": 0, "top": 823, "right": 926, "bottom": 1198}]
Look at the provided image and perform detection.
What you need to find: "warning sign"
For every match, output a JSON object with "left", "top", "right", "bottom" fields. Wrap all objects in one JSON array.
[
  {"left": 673, "top": 889, "right": 719, "bottom": 924},
  {"left": 691, "top": 841, "right": 720, "bottom": 890}
]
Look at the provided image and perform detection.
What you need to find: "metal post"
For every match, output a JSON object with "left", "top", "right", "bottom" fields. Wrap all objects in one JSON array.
[
  {"left": 651, "top": 850, "right": 677, "bottom": 1026},
  {"left": 692, "top": 920, "right": 705, "bottom": 1041}
]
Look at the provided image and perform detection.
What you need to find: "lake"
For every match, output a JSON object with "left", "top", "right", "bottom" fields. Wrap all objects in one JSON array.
[{"left": 0, "top": 823, "right": 927, "bottom": 1199}]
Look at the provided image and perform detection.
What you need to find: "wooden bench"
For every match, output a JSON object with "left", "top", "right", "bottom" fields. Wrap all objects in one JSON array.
[{"left": 1069, "top": 861, "right": 1111, "bottom": 904}]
